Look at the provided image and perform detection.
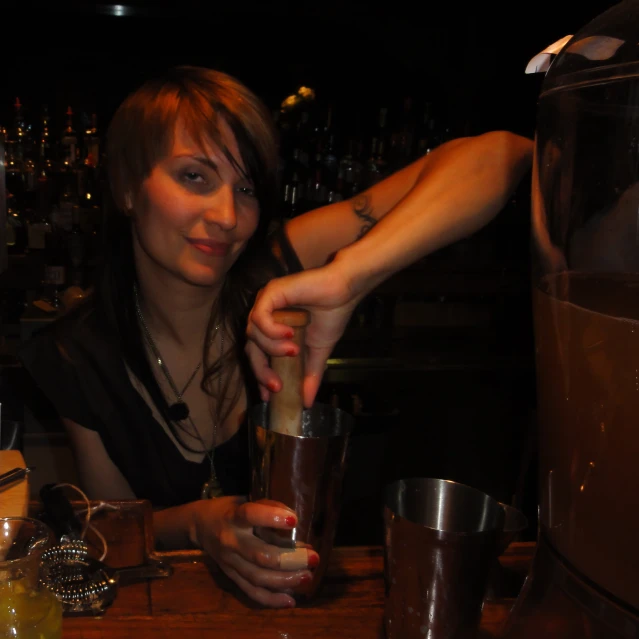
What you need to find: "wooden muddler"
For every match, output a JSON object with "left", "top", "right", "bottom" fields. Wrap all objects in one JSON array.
[{"left": 268, "top": 307, "right": 311, "bottom": 436}]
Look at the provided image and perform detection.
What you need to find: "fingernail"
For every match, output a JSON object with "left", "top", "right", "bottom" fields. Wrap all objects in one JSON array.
[
  {"left": 299, "top": 573, "right": 313, "bottom": 585},
  {"left": 285, "top": 598, "right": 296, "bottom": 608},
  {"left": 286, "top": 347, "right": 296, "bottom": 357},
  {"left": 285, "top": 515, "right": 296, "bottom": 527},
  {"left": 308, "top": 552, "right": 320, "bottom": 569},
  {"left": 285, "top": 329, "right": 295, "bottom": 339},
  {"left": 268, "top": 380, "right": 280, "bottom": 392}
]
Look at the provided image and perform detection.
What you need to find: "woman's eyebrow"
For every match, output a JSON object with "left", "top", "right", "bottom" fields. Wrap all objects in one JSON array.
[{"left": 176, "top": 154, "right": 219, "bottom": 173}]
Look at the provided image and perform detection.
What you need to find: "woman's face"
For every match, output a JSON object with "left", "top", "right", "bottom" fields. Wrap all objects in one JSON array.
[{"left": 130, "top": 119, "right": 260, "bottom": 289}]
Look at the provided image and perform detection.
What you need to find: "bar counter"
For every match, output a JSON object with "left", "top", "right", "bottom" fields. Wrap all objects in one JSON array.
[{"left": 31, "top": 500, "right": 534, "bottom": 638}]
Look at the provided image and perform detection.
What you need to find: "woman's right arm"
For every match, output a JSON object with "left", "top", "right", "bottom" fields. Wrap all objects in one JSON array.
[
  {"left": 63, "top": 417, "right": 137, "bottom": 499},
  {"left": 62, "top": 418, "right": 315, "bottom": 608}
]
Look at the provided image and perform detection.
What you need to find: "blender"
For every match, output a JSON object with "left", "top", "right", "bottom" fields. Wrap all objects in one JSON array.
[{"left": 505, "top": 1, "right": 639, "bottom": 636}]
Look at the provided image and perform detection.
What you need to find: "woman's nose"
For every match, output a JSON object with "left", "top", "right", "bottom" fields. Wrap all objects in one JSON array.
[{"left": 203, "top": 185, "right": 237, "bottom": 231}]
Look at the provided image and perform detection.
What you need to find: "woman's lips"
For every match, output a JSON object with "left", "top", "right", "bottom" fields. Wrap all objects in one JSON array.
[{"left": 186, "top": 238, "right": 230, "bottom": 257}]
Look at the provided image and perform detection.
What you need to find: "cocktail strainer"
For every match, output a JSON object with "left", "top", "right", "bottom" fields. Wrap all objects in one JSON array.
[{"left": 39, "top": 483, "right": 172, "bottom": 614}]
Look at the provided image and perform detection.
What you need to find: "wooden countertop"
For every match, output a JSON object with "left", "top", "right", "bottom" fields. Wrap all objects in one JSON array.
[
  {"left": 29, "top": 499, "right": 534, "bottom": 638},
  {"left": 0, "top": 450, "right": 28, "bottom": 519}
]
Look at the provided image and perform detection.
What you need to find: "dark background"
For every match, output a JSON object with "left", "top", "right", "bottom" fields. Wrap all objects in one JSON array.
[{"left": 1, "top": 1, "right": 619, "bottom": 139}]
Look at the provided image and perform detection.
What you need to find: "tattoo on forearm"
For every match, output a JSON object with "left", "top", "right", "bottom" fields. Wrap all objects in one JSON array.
[{"left": 352, "top": 194, "right": 377, "bottom": 239}]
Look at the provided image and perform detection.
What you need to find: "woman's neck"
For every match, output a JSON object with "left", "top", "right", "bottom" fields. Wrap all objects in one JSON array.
[{"left": 134, "top": 256, "right": 221, "bottom": 350}]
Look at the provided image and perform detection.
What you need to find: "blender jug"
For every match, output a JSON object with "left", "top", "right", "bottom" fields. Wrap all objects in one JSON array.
[{"left": 505, "top": 2, "right": 639, "bottom": 636}]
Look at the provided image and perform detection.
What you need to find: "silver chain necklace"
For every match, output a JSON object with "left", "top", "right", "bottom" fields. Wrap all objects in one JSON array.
[{"left": 133, "top": 284, "right": 223, "bottom": 499}]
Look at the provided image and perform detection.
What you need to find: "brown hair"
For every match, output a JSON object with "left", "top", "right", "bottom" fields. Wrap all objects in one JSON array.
[
  {"left": 101, "top": 66, "right": 280, "bottom": 453},
  {"left": 106, "top": 65, "right": 278, "bottom": 216}
]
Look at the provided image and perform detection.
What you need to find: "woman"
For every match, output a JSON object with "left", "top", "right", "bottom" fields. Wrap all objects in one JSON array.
[{"left": 20, "top": 66, "right": 533, "bottom": 608}]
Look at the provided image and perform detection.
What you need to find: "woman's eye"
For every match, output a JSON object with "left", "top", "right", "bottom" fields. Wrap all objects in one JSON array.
[
  {"left": 183, "top": 171, "right": 205, "bottom": 183},
  {"left": 237, "top": 185, "right": 256, "bottom": 198}
]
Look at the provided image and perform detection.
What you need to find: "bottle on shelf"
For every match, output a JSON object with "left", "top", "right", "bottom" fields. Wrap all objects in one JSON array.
[
  {"left": 57, "top": 167, "right": 78, "bottom": 232},
  {"left": 11, "top": 97, "right": 28, "bottom": 163},
  {"left": 43, "top": 210, "right": 68, "bottom": 308},
  {"left": 4, "top": 142, "right": 24, "bottom": 215},
  {"left": 319, "top": 103, "right": 335, "bottom": 147},
  {"left": 304, "top": 143, "right": 329, "bottom": 210},
  {"left": 0, "top": 94, "right": 109, "bottom": 291},
  {"left": 372, "top": 106, "right": 389, "bottom": 161},
  {"left": 38, "top": 105, "right": 51, "bottom": 167},
  {"left": 27, "top": 205, "right": 51, "bottom": 252},
  {"left": 374, "top": 137, "right": 389, "bottom": 182},
  {"left": 27, "top": 105, "right": 55, "bottom": 251},
  {"left": 280, "top": 147, "right": 307, "bottom": 220},
  {"left": 295, "top": 110, "right": 312, "bottom": 168},
  {"left": 5, "top": 194, "right": 27, "bottom": 255},
  {"left": 339, "top": 138, "right": 364, "bottom": 200},
  {"left": 414, "top": 101, "right": 442, "bottom": 158},
  {"left": 67, "top": 205, "right": 86, "bottom": 287},
  {"left": 392, "top": 96, "right": 417, "bottom": 170},
  {"left": 364, "top": 137, "right": 382, "bottom": 189},
  {"left": 322, "top": 132, "right": 340, "bottom": 199},
  {"left": 60, "top": 106, "right": 78, "bottom": 172},
  {"left": 84, "top": 113, "right": 100, "bottom": 168}
]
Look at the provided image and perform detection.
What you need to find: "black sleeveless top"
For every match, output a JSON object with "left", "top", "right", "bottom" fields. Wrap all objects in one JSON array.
[{"left": 18, "top": 228, "right": 303, "bottom": 508}]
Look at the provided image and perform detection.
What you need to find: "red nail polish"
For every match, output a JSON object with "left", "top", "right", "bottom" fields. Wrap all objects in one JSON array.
[
  {"left": 286, "top": 347, "right": 296, "bottom": 357},
  {"left": 268, "top": 381, "right": 279, "bottom": 392},
  {"left": 286, "top": 329, "right": 295, "bottom": 339},
  {"left": 300, "top": 574, "right": 312, "bottom": 585},
  {"left": 285, "top": 515, "right": 296, "bottom": 527},
  {"left": 308, "top": 553, "right": 320, "bottom": 569}
]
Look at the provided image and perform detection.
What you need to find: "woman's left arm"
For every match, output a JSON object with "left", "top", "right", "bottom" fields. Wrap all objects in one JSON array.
[
  {"left": 247, "top": 130, "right": 533, "bottom": 405},
  {"left": 286, "top": 130, "right": 533, "bottom": 271}
]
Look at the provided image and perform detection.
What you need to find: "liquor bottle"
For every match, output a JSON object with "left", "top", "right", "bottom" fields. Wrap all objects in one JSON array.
[
  {"left": 83, "top": 152, "right": 100, "bottom": 210},
  {"left": 295, "top": 110, "right": 312, "bottom": 168},
  {"left": 326, "top": 180, "right": 344, "bottom": 204},
  {"left": 38, "top": 105, "right": 51, "bottom": 165},
  {"left": 35, "top": 105, "right": 54, "bottom": 216},
  {"left": 43, "top": 211, "right": 68, "bottom": 307},
  {"left": 304, "top": 103, "right": 328, "bottom": 173},
  {"left": 27, "top": 206, "right": 51, "bottom": 251},
  {"left": 21, "top": 156, "right": 37, "bottom": 215},
  {"left": 78, "top": 111, "right": 91, "bottom": 159},
  {"left": 280, "top": 147, "right": 306, "bottom": 220},
  {"left": 339, "top": 138, "right": 364, "bottom": 199},
  {"left": 84, "top": 113, "right": 100, "bottom": 168},
  {"left": 28, "top": 156, "right": 52, "bottom": 251},
  {"left": 320, "top": 103, "right": 335, "bottom": 149},
  {"left": 282, "top": 180, "right": 302, "bottom": 221},
  {"left": 415, "top": 102, "right": 441, "bottom": 158},
  {"left": 4, "top": 141, "right": 24, "bottom": 213},
  {"left": 67, "top": 205, "right": 86, "bottom": 286},
  {"left": 57, "top": 168, "right": 78, "bottom": 232},
  {"left": 364, "top": 138, "right": 382, "bottom": 188},
  {"left": 304, "top": 146, "right": 328, "bottom": 210},
  {"left": 374, "top": 138, "right": 389, "bottom": 182},
  {"left": 74, "top": 147, "right": 88, "bottom": 202},
  {"left": 372, "top": 106, "right": 389, "bottom": 163},
  {"left": 5, "top": 194, "right": 27, "bottom": 255},
  {"left": 275, "top": 107, "right": 294, "bottom": 161},
  {"left": 60, "top": 106, "right": 78, "bottom": 171},
  {"left": 322, "top": 132, "right": 340, "bottom": 196},
  {"left": 12, "top": 97, "right": 27, "bottom": 163},
  {"left": 13, "top": 99, "right": 37, "bottom": 215},
  {"left": 394, "top": 96, "right": 417, "bottom": 169}
]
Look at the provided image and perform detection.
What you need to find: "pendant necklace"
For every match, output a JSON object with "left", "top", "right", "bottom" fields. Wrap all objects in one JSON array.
[{"left": 133, "top": 284, "right": 224, "bottom": 499}]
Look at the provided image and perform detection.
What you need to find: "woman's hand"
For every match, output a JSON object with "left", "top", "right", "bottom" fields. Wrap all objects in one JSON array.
[
  {"left": 190, "top": 496, "right": 318, "bottom": 608},
  {"left": 246, "top": 258, "right": 361, "bottom": 407}
]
